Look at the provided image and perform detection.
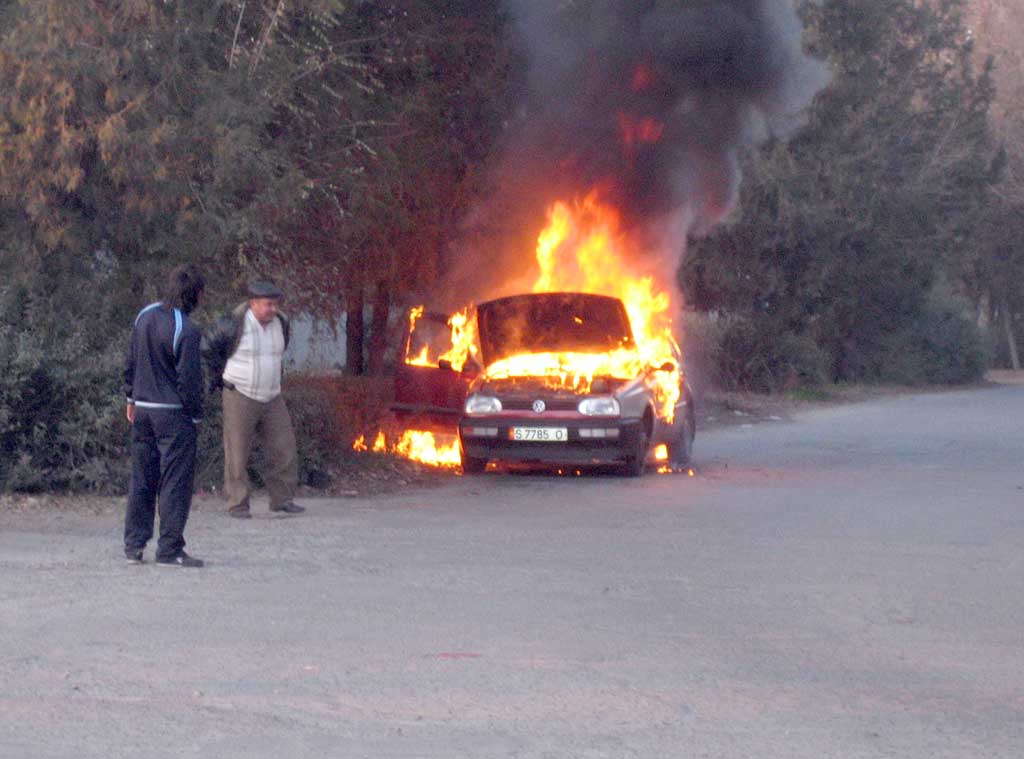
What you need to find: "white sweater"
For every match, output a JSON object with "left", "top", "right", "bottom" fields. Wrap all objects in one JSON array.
[{"left": 222, "top": 309, "right": 285, "bottom": 402}]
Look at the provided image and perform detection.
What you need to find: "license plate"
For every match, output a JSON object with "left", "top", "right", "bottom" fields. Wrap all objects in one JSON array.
[{"left": 511, "top": 427, "right": 568, "bottom": 442}]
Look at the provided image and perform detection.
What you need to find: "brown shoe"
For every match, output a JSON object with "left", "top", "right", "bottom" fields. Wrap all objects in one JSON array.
[
  {"left": 270, "top": 502, "right": 305, "bottom": 514},
  {"left": 227, "top": 505, "right": 252, "bottom": 519}
]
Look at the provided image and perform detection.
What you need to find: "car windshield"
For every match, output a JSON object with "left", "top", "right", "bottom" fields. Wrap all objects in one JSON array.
[{"left": 476, "top": 293, "right": 635, "bottom": 365}]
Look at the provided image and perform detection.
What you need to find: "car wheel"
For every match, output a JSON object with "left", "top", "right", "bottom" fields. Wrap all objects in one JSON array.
[
  {"left": 460, "top": 443, "right": 487, "bottom": 475},
  {"left": 667, "top": 409, "right": 696, "bottom": 468},
  {"left": 621, "top": 426, "right": 649, "bottom": 477}
]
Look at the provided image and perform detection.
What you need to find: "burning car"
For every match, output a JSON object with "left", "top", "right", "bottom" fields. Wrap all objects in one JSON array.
[
  {"left": 394, "top": 291, "right": 695, "bottom": 475},
  {"left": 382, "top": 191, "right": 699, "bottom": 474},
  {"left": 460, "top": 291, "right": 694, "bottom": 475}
]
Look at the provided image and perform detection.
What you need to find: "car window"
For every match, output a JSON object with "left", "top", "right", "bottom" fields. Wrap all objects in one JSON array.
[
  {"left": 405, "top": 311, "right": 453, "bottom": 365},
  {"left": 477, "top": 293, "right": 635, "bottom": 364}
]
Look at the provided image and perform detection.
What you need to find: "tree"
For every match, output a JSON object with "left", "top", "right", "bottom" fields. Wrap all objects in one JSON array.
[
  {"left": 264, "top": 1, "right": 516, "bottom": 374},
  {"left": 1, "top": 1, "right": 421, "bottom": 303},
  {"left": 682, "top": 0, "right": 998, "bottom": 386},
  {"left": 960, "top": 0, "right": 1024, "bottom": 367},
  {"left": 0, "top": 0, "right": 383, "bottom": 490}
]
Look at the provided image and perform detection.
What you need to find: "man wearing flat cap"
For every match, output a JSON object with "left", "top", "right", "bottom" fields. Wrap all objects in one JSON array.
[{"left": 202, "top": 280, "right": 305, "bottom": 518}]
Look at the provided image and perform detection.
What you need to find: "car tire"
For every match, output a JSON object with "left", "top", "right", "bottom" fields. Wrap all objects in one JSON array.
[
  {"left": 621, "top": 427, "right": 649, "bottom": 477},
  {"left": 667, "top": 409, "right": 696, "bottom": 468},
  {"left": 460, "top": 443, "right": 487, "bottom": 475}
]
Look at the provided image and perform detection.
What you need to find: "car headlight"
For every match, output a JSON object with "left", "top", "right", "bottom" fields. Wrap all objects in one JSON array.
[
  {"left": 464, "top": 394, "right": 502, "bottom": 415},
  {"left": 578, "top": 396, "right": 620, "bottom": 416}
]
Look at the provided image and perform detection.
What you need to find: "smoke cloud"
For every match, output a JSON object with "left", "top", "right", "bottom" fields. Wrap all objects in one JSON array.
[{"left": 445, "top": 0, "right": 827, "bottom": 305}]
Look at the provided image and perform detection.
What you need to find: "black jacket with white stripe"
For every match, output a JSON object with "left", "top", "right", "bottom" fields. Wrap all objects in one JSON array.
[{"left": 124, "top": 303, "right": 204, "bottom": 422}]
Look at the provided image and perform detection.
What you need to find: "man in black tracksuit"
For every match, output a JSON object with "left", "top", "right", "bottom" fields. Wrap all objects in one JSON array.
[{"left": 123, "top": 264, "right": 206, "bottom": 567}]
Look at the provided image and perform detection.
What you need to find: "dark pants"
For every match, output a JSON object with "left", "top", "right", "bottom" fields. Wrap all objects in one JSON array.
[{"left": 124, "top": 407, "right": 198, "bottom": 561}]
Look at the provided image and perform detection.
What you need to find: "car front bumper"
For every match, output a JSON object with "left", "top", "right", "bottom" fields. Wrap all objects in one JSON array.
[{"left": 459, "top": 417, "right": 643, "bottom": 466}]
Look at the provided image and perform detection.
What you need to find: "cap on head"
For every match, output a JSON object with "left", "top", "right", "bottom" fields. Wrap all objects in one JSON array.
[{"left": 248, "top": 280, "right": 282, "bottom": 299}]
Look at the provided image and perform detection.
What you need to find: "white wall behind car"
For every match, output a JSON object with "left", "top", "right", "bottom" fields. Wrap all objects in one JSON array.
[{"left": 284, "top": 313, "right": 347, "bottom": 371}]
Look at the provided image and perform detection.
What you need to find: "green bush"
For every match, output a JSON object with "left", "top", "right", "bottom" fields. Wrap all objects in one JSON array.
[
  {"left": 194, "top": 374, "right": 392, "bottom": 494},
  {"left": 683, "top": 312, "right": 828, "bottom": 393},
  {"left": 869, "top": 291, "right": 988, "bottom": 385},
  {"left": 683, "top": 282, "right": 988, "bottom": 393},
  {"left": 0, "top": 323, "right": 128, "bottom": 492},
  {"left": 0, "top": 361, "right": 391, "bottom": 495},
  {"left": 1, "top": 288, "right": 392, "bottom": 494}
]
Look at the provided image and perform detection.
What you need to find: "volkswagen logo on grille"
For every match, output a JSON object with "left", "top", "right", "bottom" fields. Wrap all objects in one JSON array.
[{"left": 532, "top": 399, "right": 546, "bottom": 414}]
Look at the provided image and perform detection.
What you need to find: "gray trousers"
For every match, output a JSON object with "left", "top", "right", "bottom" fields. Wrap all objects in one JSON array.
[{"left": 222, "top": 389, "right": 298, "bottom": 512}]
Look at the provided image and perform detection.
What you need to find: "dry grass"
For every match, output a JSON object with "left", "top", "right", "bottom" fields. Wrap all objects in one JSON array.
[{"left": 986, "top": 369, "right": 1024, "bottom": 385}]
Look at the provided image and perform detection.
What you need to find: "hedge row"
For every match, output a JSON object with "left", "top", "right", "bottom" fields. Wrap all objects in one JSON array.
[{"left": 0, "top": 327, "right": 389, "bottom": 494}]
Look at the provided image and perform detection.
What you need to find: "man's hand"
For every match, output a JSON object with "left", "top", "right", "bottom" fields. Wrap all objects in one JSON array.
[{"left": 126, "top": 402, "right": 135, "bottom": 423}]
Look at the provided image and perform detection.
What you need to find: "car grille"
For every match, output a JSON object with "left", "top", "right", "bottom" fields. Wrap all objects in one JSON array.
[{"left": 499, "top": 398, "right": 580, "bottom": 412}]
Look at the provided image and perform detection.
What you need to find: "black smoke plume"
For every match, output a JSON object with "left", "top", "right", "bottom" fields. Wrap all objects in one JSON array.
[
  {"left": 516, "top": 0, "right": 825, "bottom": 225},
  {"left": 445, "top": 0, "right": 826, "bottom": 304}
]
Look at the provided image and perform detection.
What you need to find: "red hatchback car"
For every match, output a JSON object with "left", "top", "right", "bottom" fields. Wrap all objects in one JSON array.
[{"left": 393, "top": 292, "right": 695, "bottom": 475}]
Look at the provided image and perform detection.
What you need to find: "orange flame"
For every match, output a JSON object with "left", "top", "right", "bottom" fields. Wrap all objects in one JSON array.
[
  {"left": 405, "top": 307, "right": 429, "bottom": 366},
  {"left": 524, "top": 192, "right": 682, "bottom": 421},
  {"left": 353, "top": 431, "right": 387, "bottom": 453},
  {"left": 353, "top": 430, "right": 460, "bottom": 468},
  {"left": 404, "top": 305, "right": 476, "bottom": 372},
  {"left": 404, "top": 194, "right": 680, "bottom": 407},
  {"left": 407, "top": 344, "right": 431, "bottom": 366},
  {"left": 394, "top": 430, "right": 461, "bottom": 467},
  {"left": 382, "top": 190, "right": 683, "bottom": 469},
  {"left": 409, "top": 305, "right": 424, "bottom": 332},
  {"left": 405, "top": 306, "right": 437, "bottom": 368},
  {"left": 438, "top": 307, "right": 477, "bottom": 372}
]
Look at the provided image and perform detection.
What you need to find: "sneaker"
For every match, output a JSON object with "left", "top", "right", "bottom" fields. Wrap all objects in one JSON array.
[
  {"left": 227, "top": 506, "right": 252, "bottom": 519},
  {"left": 270, "top": 502, "right": 305, "bottom": 514},
  {"left": 156, "top": 551, "right": 204, "bottom": 568},
  {"left": 125, "top": 548, "right": 144, "bottom": 564}
]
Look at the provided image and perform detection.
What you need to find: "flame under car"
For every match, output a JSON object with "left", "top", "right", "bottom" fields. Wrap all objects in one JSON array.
[{"left": 454, "top": 292, "right": 694, "bottom": 475}]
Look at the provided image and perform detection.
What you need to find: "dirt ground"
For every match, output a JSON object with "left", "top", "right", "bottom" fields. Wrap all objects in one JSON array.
[{"left": 3, "top": 377, "right": 1023, "bottom": 759}]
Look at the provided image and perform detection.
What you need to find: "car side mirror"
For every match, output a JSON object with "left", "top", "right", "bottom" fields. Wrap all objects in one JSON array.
[{"left": 438, "top": 359, "right": 454, "bottom": 372}]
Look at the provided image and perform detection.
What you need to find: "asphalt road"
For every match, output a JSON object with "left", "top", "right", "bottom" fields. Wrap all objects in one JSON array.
[{"left": 2, "top": 382, "right": 1023, "bottom": 758}]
